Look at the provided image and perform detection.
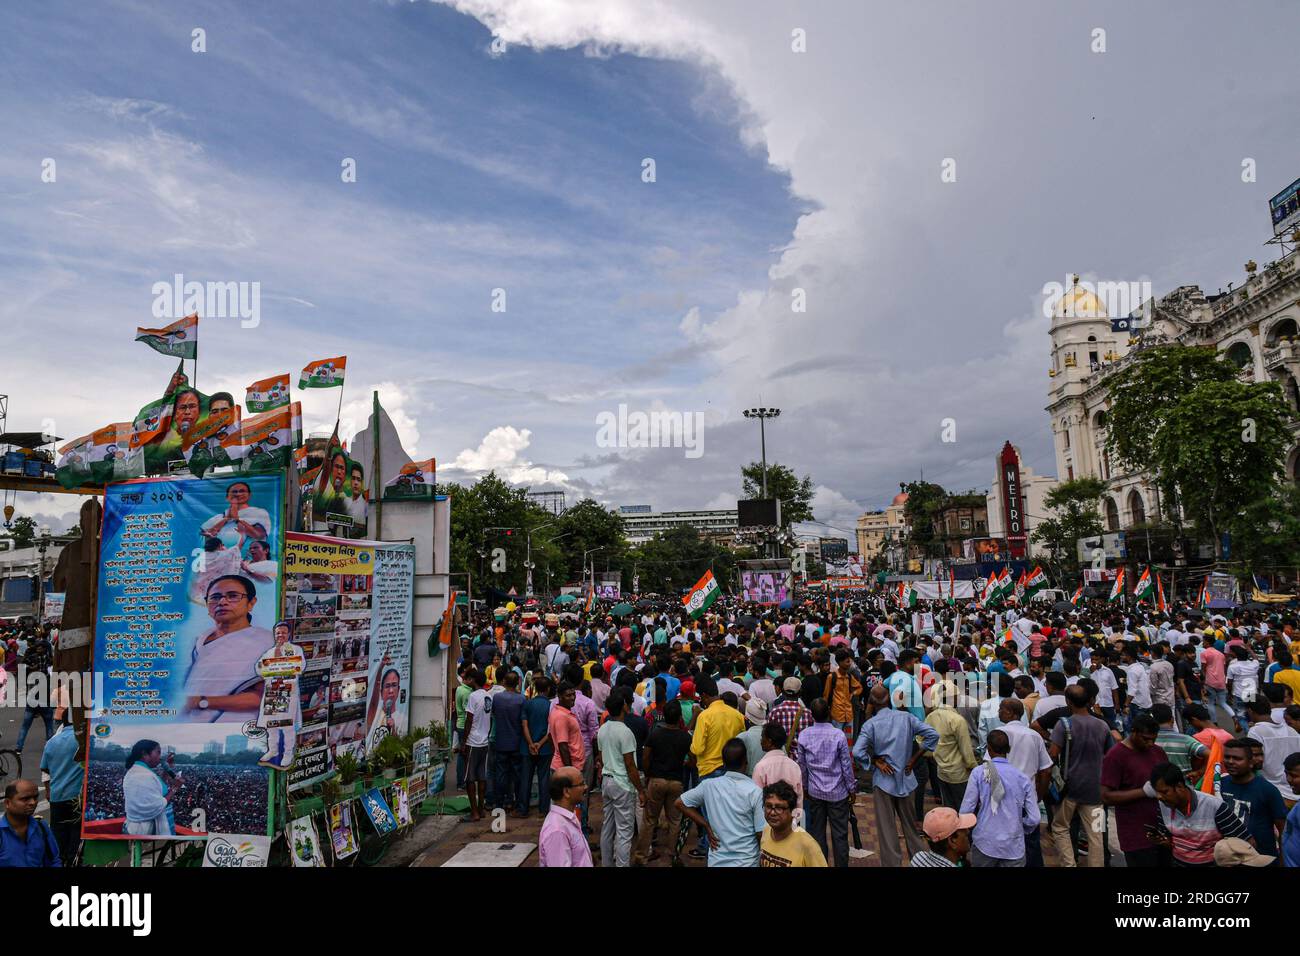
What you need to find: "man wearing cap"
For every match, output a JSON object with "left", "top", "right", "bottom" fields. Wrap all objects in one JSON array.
[
  {"left": 738, "top": 697, "right": 769, "bottom": 778},
  {"left": 911, "top": 806, "right": 977, "bottom": 867}
]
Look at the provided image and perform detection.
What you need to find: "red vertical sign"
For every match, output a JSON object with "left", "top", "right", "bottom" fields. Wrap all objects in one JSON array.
[{"left": 1000, "top": 441, "right": 1027, "bottom": 558}]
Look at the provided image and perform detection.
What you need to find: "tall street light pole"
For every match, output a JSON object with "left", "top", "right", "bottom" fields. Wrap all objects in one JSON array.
[{"left": 742, "top": 406, "right": 781, "bottom": 497}]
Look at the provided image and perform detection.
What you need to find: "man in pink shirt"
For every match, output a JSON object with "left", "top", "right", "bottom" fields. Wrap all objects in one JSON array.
[
  {"left": 751, "top": 722, "right": 804, "bottom": 809},
  {"left": 538, "top": 766, "right": 592, "bottom": 867},
  {"left": 548, "top": 684, "right": 586, "bottom": 771},
  {"left": 1200, "top": 633, "right": 1229, "bottom": 727}
]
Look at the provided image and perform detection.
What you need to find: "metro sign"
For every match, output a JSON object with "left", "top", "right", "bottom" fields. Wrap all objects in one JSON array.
[{"left": 1000, "top": 441, "right": 1027, "bottom": 558}]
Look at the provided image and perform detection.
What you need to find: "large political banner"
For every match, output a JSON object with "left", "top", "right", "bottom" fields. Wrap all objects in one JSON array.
[
  {"left": 282, "top": 533, "right": 414, "bottom": 791},
  {"left": 83, "top": 474, "right": 283, "bottom": 841}
]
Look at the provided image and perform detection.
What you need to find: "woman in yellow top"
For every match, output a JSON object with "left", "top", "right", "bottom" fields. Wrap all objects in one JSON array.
[{"left": 484, "top": 650, "right": 502, "bottom": 689}]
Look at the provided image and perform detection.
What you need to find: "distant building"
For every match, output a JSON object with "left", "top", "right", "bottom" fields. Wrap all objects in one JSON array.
[
  {"left": 203, "top": 741, "right": 223, "bottom": 755},
  {"left": 622, "top": 509, "right": 738, "bottom": 546},
  {"left": 225, "top": 734, "right": 249, "bottom": 754},
  {"left": 856, "top": 492, "right": 910, "bottom": 567}
]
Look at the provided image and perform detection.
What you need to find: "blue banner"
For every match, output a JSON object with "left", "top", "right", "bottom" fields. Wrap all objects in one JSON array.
[{"left": 84, "top": 473, "right": 283, "bottom": 841}]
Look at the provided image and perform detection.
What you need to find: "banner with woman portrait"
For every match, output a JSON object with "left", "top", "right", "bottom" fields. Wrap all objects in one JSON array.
[
  {"left": 83, "top": 473, "right": 284, "bottom": 841},
  {"left": 281, "top": 533, "right": 414, "bottom": 791}
]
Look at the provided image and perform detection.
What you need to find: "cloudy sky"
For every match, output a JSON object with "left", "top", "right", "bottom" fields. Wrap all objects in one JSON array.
[{"left": 3, "top": 0, "right": 1298, "bottom": 541}]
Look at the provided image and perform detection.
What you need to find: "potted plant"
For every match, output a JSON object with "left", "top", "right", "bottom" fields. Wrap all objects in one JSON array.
[
  {"left": 373, "top": 733, "right": 411, "bottom": 779},
  {"left": 320, "top": 777, "right": 343, "bottom": 807},
  {"left": 334, "top": 751, "right": 363, "bottom": 797}
]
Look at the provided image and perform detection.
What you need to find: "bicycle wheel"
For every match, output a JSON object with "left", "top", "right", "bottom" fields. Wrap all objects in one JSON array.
[{"left": 0, "top": 749, "right": 21, "bottom": 787}]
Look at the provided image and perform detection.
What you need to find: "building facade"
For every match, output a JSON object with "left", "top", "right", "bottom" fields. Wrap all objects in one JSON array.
[
  {"left": 855, "top": 492, "right": 910, "bottom": 567},
  {"left": 1046, "top": 257, "right": 1300, "bottom": 534},
  {"left": 621, "top": 508, "right": 739, "bottom": 546},
  {"left": 984, "top": 444, "right": 1057, "bottom": 558}
]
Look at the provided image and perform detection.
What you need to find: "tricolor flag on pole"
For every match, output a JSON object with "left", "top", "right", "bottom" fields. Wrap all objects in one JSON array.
[
  {"left": 1199, "top": 735, "right": 1223, "bottom": 796},
  {"left": 1198, "top": 574, "right": 1211, "bottom": 608},
  {"left": 1070, "top": 584, "right": 1084, "bottom": 607},
  {"left": 1154, "top": 573, "right": 1169, "bottom": 613},
  {"left": 994, "top": 566, "right": 1013, "bottom": 603},
  {"left": 979, "top": 573, "right": 998, "bottom": 608},
  {"left": 947, "top": 567, "right": 956, "bottom": 606},
  {"left": 683, "top": 569, "right": 721, "bottom": 619},
  {"left": 584, "top": 588, "right": 595, "bottom": 613},
  {"left": 1133, "top": 567, "right": 1156, "bottom": 603},
  {"left": 1024, "top": 566, "right": 1048, "bottom": 598},
  {"left": 181, "top": 406, "right": 242, "bottom": 477},
  {"left": 437, "top": 590, "right": 459, "bottom": 649},
  {"left": 237, "top": 402, "right": 302, "bottom": 473},
  {"left": 136, "top": 314, "right": 198, "bottom": 359},
  {"left": 384, "top": 458, "right": 436, "bottom": 499},
  {"left": 1013, "top": 570, "right": 1027, "bottom": 604},
  {"left": 1108, "top": 567, "right": 1127, "bottom": 602},
  {"left": 246, "top": 373, "right": 291, "bottom": 413},
  {"left": 299, "top": 356, "right": 346, "bottom": 389},
  {"left": 896, "top": 581, "right": 917, "bottom": 608}
]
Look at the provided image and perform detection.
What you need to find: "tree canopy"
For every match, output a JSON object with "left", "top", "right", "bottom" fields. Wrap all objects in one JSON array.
[{"left": 741, "top": 461, "right": 815, "bottom": 526}]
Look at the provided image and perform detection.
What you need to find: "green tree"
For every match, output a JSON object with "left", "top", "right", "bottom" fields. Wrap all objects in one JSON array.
[
  {"left": 0, "top": 515, "right": 38, "bottom": 550},
  {"left": 435, "top": 472, "right": 547, "bottom": 593},
  {"left": 741, "top": 462, "right": 815, "bottom": 526},
  {"left": 1227, "top": 481, "right": 1300, "bottom": 570},
  {"left": 899, "top": 481, "right": 947, "bottom": 556},
  {"left": 1156, "top": 378, "right": 1292, "bottom": 557},
  {"left": 1105, "top": 345, "right": 1234, "bottom": 475},
  {"left": 629, "top": 525, "right": 752, "bottom": 596},
  {"left": 554, "top": 498, "right": 626, "bottom": 584},
  {"left": 1031, "top": 477, "right": 1106, "bottom": 568}
]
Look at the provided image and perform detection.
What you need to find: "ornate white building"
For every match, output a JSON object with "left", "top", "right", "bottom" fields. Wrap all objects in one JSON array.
[{"left": 1046, "top": 254, "right": 1300, "bottom": 533}]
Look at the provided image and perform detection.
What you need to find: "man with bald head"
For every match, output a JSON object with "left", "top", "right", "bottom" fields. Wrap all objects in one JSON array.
[
  {"left": 538, "top": 766, "right": 592, "bottom": 867},
  {"left": 853, "top": 683, "right": 939, "bottom": 866},
  {"left": 1, "top": 779, "right": 62, "bottom": 867}
]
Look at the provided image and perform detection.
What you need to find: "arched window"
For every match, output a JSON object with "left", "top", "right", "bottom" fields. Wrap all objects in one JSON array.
[
  {"left": 1225, "top": 341, "right": 1253, "bottom": 369},
  {"left": 1265, "top": 317, "right": 1299, "bottom": 347},
  {"left": 1105, "top": 497, "right": 1120, "bottom": 532},
  {"left": 1127, "top": 490, "right": 1146, "bottom": 527}
]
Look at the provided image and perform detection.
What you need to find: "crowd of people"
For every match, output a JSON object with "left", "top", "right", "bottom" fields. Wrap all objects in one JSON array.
[{"left": 452, "top": 592, "right": 1300, "bottom": 869}]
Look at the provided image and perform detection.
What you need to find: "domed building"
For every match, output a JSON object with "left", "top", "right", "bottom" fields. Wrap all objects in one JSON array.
[{"left": 1046, "top": 257, "right": 1300, "bottom": 534}]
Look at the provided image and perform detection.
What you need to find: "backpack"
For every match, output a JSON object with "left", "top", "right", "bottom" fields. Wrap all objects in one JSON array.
[{"left": 1050, "top": 716, "right": 1072, "bottom": 795}]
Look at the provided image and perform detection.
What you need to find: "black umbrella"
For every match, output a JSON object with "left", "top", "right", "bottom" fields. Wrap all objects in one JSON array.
[
  {"left": 635, "top": 599, "right": 655, "bottom": 610},
  {"left": 737, "top": 614, "right": 759, "bottom": 630},
  {"left": 1052, "top": 600, "right": 1075, "bottom": 613},
  {"left": 1184, "top": 608, "right": 1204, "bottom": 619}
]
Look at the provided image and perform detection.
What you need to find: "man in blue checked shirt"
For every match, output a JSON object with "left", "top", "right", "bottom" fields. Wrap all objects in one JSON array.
[{"left": 854, "top": 684, "right": 939, "bottom": 867}]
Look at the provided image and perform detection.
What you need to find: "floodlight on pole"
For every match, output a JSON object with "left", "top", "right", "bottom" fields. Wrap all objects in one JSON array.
[{"left": 742, "top": 407, "right": 781, "bottom": 497}]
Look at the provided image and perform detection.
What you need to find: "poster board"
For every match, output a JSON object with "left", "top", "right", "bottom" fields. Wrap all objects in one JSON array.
[
  {"left": 282, "top": 532, "right": 415, "bottom": 791},
  {"left": 83, "top": 474, "right": 282, "bottom": 841}
]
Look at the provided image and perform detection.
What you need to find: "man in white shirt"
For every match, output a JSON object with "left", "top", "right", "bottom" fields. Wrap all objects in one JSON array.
[
  {"left": 1120, "top": 647, "right": 1152, "bottom": 731},
  {"left": 1246, "top": 700, "right": 1300, "bottom": 802}
]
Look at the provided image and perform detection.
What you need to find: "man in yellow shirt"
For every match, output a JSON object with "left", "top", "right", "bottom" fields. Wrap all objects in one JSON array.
[
  {"left": 691, "top": 676, "right": 746, "bottom": 777},
  {"left": 925, "top": 695, "right": 978, "bottom": 809},
  {"left": 759, "top": 780, "right": 827, "bottom": 867}
]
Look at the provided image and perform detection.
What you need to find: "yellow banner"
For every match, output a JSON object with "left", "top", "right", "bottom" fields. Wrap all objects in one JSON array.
[{"left": 283, "top": 532, "right": 375, "bottom": 575}]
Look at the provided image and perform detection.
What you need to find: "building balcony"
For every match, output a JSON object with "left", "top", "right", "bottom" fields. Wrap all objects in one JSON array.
[{"left": 1264, "top": 340, "right": 1296, "bottom": 369}]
